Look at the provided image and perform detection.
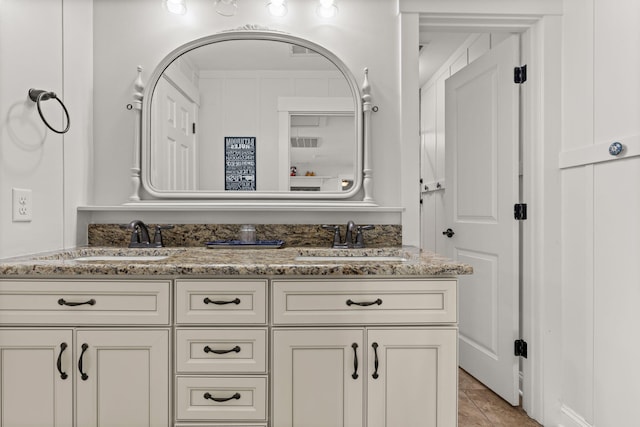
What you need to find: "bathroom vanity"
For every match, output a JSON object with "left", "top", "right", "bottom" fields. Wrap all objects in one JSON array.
[{"left": 0, "top": 247, "right": 470, "bottom": 427}]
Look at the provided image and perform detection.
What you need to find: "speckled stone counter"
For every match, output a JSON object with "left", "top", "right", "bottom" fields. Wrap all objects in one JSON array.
[
  {"left": 0, "top": 247, "right": 472, "bottom": 277},
  {"left": 88, "top": 224, "right": 402, "bottom": 248}
]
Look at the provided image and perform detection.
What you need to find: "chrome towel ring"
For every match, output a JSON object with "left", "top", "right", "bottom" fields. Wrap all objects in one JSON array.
[{"left": 28, "top": 88, "right": 70, "bottom": 134}]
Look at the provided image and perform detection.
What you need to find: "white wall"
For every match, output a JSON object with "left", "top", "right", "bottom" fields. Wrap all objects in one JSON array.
[
  {"left": 0, "top": 0, "right": 92, "bottom": 258},
  {"left": 560, "top": 0, "right": 640, "bottom": 426},
  {"left": 91, "top": 0, "right": 402, "bottom": 223}
]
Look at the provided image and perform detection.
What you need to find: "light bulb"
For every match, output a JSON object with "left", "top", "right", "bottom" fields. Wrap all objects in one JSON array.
[
  {"left": 213, "top": 0, "right": 238, "bottom": 17},
  {"left": 316, "top": 0, "right": 337, "bottom": 18},
  {"left": 267, "top": 0, "right": 287, "bottom": 17},
  {"left": 164, "top": 0, "right": 187, "bottom": 15}
]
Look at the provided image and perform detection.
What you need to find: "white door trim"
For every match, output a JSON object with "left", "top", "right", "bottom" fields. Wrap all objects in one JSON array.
[{"left": 399, "top": 6, "right": 563, "bottom": 426}]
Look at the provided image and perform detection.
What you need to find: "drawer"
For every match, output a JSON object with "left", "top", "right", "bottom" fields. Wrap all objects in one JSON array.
[
  {"left": 272, "top": 279, "right": 457, "bottom": 325},
  {"left": 176, "top": 328, "right": 267, "bottom": 374},
  {"left": 175, "top": 280, "right": 267, "bottom": 325},
  {"left": 175, "top": 376, "right": 267, "bottom": 422},
  {"left": 175, "top": 425, "right": 266, "bottom": 427},
  {"left": 0, "top": 280, "right": 170, "bottom": 325}
]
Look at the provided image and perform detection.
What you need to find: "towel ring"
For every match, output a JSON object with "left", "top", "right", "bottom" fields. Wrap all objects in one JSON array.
[{"left": 28, "top": 88, "right": 70, "bottom": 134}]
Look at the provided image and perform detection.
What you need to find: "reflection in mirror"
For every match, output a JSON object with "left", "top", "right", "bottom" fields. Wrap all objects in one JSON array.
[
  {"left": 287, "top": 112, "right": 354, "bottom": 192},
  {"left": 146, "top": 36, "right": 360, "bottom": 197}
]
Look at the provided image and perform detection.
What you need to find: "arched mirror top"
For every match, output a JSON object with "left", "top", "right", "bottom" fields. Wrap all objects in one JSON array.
[{"left": 136, "top": 28, "right": 371, "bottom": 200}]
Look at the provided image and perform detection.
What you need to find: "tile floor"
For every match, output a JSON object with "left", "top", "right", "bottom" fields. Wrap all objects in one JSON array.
[{"left": 458, "top": 368, "right": 542, "bottom": 426}]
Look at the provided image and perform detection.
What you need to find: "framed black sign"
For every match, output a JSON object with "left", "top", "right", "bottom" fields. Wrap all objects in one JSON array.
[{"left": 224, "top": 136, "right": 256, "bottom": 191}]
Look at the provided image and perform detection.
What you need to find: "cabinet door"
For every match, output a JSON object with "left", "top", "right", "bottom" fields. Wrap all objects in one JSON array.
[
  {"left": 272, "top": 329, "right": 364, "bottom": 427},
  {"left": 75, "top": 329, "right": 170, "bottom": 427},
  {"left": 367, "top": 328, "right": 458, "bottom": 427},
  {"left": 0, "top": 329, "right": 73, "bottom": 427}
]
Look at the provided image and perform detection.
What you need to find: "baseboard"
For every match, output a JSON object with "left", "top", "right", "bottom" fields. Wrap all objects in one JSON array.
[{"left": 559, "top": 405, "right": 592, "bottom": 427}]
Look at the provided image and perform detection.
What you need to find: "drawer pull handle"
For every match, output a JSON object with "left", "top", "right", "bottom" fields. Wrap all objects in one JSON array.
[
  {"left": 346, "top": 298, "right": 382, "bottom": 307},
  {"left": 57, "top": 342, "right": 68, "bottom": 380},
  {"left": 78, "top": 343, "right": 89, "bottom": 381},
  {"left": 204, "top": 345, "right": 241, "bottom": 355},
  {"left": 58, "top": 298, "right": 96, "bottom": 307},
  {"left": 203, "top": 392, "right": 241, "bottom": 402},
  {"left": 372, "top": 342, "right": 379, "bottom": 379},
  {"left": 352, "top": 343, "right": 359, "bottom": 379},
  {"left": 203, "top": 297, "right": 241, "bottom": 305}
]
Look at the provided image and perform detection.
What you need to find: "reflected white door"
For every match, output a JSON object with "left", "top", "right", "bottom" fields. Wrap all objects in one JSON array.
[
  {"left": 444, "top": 35, "right": 520, "bottom": 405},
  {"left": 152, "top": 75, "right": 197, "bottom": 191}
]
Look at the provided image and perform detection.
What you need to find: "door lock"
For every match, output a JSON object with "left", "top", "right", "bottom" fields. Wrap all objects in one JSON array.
[{"left": 442, "top": 228, "right": 455, "bottom": 238}]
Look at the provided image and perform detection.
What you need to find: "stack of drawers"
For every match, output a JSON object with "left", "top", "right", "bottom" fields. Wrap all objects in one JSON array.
[{"left": 174, "top": 279, "right": 269, "bottom": 427}]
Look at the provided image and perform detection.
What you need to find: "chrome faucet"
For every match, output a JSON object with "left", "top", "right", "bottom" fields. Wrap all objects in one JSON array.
[{"left": 321, "top": 221, "right": 375, "bottom": 249}]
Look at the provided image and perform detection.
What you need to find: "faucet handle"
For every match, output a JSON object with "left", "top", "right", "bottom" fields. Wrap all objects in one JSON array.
[
  {"left": 153, "top": 225, "right": 174, "bottom": 248},
  {"left": 321, "top": 224, "right": 342, "bottom": 246},
  {"left": 355, "top": 225, "right": 375, "bottom": 248},
  {"left": 129, "top": 227, "right": 142, "bottom": 246}
]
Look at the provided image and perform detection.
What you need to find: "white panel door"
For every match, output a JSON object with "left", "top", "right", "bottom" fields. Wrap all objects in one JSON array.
[
  {"left": 367, "top": 328, "right": 457, "bottom": 427},
  {"left": 444, "top": 35, "right": 520, "bottom": 405},
  {"left": 75, "top": 329, "right": 170, "bottom": 427},
  {"left": 0, "top": 329, "right": 73, "bottom": 427},
  {"left": 272, "top": 329, "right": 364, "bottom": 427},
  {"left": 153, "top": 75, "right": 197, "bottom": 191}
]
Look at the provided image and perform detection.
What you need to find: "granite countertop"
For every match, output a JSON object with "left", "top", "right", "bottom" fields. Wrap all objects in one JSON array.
[{"left": 0, "top": 246, "right": 472, "bottom": 277}]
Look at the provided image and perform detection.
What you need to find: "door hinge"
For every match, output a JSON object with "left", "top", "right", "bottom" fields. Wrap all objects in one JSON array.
[
  {"left": 192, "top": 123, "right": 196, "bottom": 134},
  {"left": 514, "top": 339, "right": 528, "bottom": 358},
  {"left": 514, "top": 65, "right": 527, "bottom": 84},
  {"left": 514, "top": 203, "right": 527, "bottom": 220}
]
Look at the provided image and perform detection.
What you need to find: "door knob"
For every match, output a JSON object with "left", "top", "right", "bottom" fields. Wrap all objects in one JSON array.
[{"left": 442, "top": 228, "right": 455, "bottom": 238}]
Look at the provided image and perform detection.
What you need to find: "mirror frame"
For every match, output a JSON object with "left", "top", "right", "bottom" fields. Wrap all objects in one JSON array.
[{"left": 134, "top": 28, "right": 370, "bottom": 200}]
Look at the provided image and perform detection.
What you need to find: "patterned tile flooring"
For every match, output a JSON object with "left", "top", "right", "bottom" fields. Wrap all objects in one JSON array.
[{"left": 459, "top": 368, "right": 542, "bottom": 426}]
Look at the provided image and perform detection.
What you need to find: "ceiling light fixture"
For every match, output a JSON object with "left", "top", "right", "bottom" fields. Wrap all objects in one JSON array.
[
  {"left": 316, "top": 0, "right": 338, "bottom": 18},
  {"left": 164, "top": 0, "right": 187, "bottom": 15},
  {"left": 267, "top": 0, "right": 288, "bottom": 17},
  {"left": 213, "top": 0, "right": 238, "bottom": 16}
]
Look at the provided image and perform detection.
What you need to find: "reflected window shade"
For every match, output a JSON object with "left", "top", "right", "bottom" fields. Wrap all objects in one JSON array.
[
  {"left": 290, "top": 137, "right": 319, "bottom": 148},
  {"left": 291, "top": 116, "right": 320, "bottom": 127},
  {"left": 290, "top": 45, "right": 320, "bottom": 56}
]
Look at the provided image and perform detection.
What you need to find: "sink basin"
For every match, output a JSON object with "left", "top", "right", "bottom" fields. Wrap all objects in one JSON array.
[
  {"left": 294, "top": 256, "right": 407, "bottom": 262},
  {"left": 73, "top": 255, "right": 170, "bottom": 262}
]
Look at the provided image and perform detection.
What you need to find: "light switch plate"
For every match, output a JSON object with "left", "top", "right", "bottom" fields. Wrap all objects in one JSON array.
[{"left": 12, "top": 188, "right": 32, "bottom": 222}]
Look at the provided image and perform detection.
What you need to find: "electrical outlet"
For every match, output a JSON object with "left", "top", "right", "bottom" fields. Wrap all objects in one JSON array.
[{"left": 12, "top": 188, "right": 32, "bottom": 222}]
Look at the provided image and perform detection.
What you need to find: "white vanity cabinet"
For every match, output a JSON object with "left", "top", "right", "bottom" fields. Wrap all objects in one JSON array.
[
  {"left": 0, "top": 279, "right": 171, "bottom": 427},
  {"left": 0, "top": 273, "right": 459, "bottom": 427},
  {"left": 0, "top": 329, "right": 73, "bottom": 426},
  {"left": 174, "top": 279, "right": 269, "bottom": 427},
  {"left": 272, "top": 328, "right": 365, "bottom": 427},
  {"left": 271, "top": 278, "right": 458, "bottom": 427}
]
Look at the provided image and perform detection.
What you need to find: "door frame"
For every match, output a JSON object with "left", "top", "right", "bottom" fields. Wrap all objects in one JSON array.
[{"left": 399, "top": 3, "right": 563, "bottom": 425}]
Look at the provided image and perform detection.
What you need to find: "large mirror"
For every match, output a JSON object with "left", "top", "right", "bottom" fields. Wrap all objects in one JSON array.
[{"left": 139, "top": 29, "right": 366, "bottom": 199}]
